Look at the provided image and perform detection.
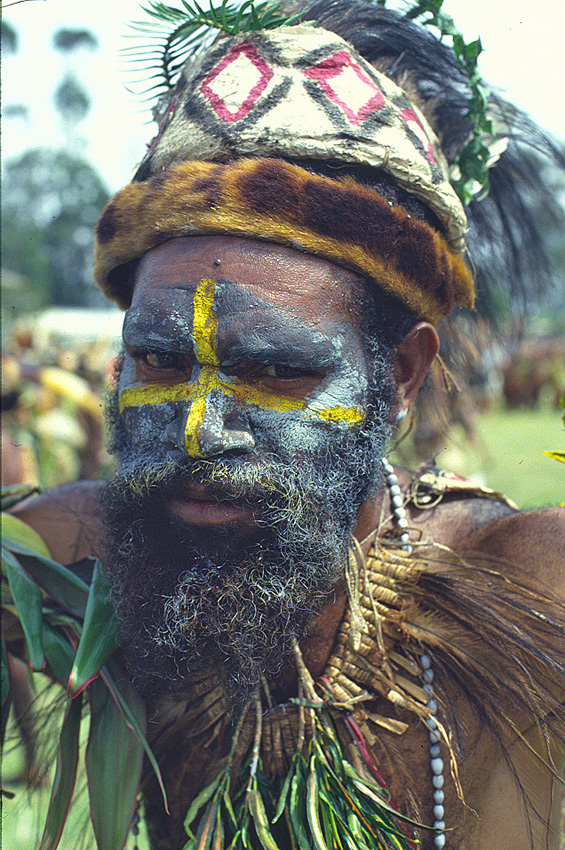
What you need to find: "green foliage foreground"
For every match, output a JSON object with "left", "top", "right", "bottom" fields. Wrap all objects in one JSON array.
[{"left": 1, "top": 486, "right": 167, "bottom": 850}]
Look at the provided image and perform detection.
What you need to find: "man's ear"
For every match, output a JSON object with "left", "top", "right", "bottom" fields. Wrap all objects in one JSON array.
[{"left": 393, "top": 321, "right": 439, "bottom": 414}]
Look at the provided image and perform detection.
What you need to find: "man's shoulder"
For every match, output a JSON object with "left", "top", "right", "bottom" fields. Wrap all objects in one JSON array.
[
  {"left": 462, "top": 503, "right": 565, "bottom": 590},
  {"left": 400, "top": 465, "right": 515, "bottom": 546},
  {"left": 401, "top": 465, "right": 565, "bottom": 590},
  {"left": 8, "top": 480, "right": 105, "bottom": 565}
]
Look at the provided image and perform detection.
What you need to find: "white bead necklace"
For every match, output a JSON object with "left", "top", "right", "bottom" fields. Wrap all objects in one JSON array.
[{"left": 382, "top": 458, "right": 447, "bottom": 849}]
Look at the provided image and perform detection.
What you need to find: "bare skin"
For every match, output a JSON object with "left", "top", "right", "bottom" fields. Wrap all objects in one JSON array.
[{"left": 10, "top": 236, "right": 565, "bottom": 849}]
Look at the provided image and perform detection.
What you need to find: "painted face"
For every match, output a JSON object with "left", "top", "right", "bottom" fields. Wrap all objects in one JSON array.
[
  {"left": 118, "top": 236, "right": 371, "bottom": 520},
  {"left": 104, "top": 236, "right": 398, "bottom": 694}
]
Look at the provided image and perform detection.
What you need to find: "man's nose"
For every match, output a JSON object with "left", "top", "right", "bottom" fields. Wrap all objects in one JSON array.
[{"left": 161, "top": 390, "right": 255, "bottom": 458}]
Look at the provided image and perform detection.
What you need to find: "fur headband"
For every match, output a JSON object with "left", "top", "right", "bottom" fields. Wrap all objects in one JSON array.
[{"left": 95, "top": 158, "right": 473, "bottom": 323}]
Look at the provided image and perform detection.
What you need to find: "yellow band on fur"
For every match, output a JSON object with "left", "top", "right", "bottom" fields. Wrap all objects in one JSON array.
[{"left": 95, "top": 159, "right": 474, "bottom": 324}]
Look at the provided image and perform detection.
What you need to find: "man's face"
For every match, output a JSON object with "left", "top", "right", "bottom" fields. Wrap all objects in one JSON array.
[{"left": 103, "top": 236, "right": 396, "bottom": 699}]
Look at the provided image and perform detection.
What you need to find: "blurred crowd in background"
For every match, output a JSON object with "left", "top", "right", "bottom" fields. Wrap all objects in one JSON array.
[{"left": 2, "top": 313, "right": 121, "bottom": 491}]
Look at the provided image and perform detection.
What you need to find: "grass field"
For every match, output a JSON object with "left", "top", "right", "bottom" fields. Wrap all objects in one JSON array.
[
  {"left": 2, "top": 402, "right": 564, "bottom": 849},
  {"left": 392, "top": 400, "right": 565, "bottom": 510}
]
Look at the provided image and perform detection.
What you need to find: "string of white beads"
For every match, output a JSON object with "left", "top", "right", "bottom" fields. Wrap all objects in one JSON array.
[
  {"left": 382, "top": 458, "right": 412, "bottom": 552},
  {"left": 421, "top": 653, "right": 446, "bottom": 849},
  {"left": 382, "top": 458, "right": 446, "bottom": 847}
]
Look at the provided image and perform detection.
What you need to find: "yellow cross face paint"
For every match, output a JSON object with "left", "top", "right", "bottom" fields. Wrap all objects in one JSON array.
[
  {"left": 119, "top": 275, "right": 367, "bottom": 459},
  {"left": 183, "top": 277, "right": 219, "bottom": 456}
]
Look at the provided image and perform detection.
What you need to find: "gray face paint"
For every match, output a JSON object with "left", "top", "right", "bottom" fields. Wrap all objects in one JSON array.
[{"left": 118, "top": 276, "right": 372, "bottom": 461}]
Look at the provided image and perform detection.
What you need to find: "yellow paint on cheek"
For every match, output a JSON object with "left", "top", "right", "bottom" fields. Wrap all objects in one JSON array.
[
  {"left": 119, "top": 383, "right": 191, "bottom": 410},
  {"left": 232, "top": 384, "right": 306, "bottom": 414},
  {"left": 119, "top": 381, "right": 364, "bottom": 426},
  {"left": 313, "top": 406, "right": 366, "bottom": 425}
]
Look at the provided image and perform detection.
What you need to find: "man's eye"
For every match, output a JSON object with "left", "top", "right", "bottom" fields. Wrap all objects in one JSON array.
[
  {"left": 142, "top": 352, "right": 182, "bottom": 370},
  {"left": 261, "top": 364, "right": 311, "bottom": 379}
]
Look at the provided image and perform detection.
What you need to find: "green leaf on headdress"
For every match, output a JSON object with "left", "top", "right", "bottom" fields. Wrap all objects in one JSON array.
[
  {"left": 128, "top": 0, "right": 306, "bottom": 93},
  {"left": 392, "top": 0, "right": 495, "bottom": 205}
]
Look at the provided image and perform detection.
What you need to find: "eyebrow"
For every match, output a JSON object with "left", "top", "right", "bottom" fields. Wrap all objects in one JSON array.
[
  {"left": 220, "top": 328, "right": 339, "bottom": 370},
  {"left": 123, "top": 278, "right": 348, "bottom": 368},
  {"left": 213, "top": 279, "right": 346, "bottom": 367},
  {"left": 122, "top": 310, "right": 194, "bottom": 351}
]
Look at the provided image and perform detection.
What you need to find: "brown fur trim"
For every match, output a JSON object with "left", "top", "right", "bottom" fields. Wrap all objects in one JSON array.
[{"left": 94, "top": 159, "right": 474, "bottom": 322}]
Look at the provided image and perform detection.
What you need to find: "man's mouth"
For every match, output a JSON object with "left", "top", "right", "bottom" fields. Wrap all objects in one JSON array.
[{"left": 168, "top": 484, "right": 258, "bottom": 526}]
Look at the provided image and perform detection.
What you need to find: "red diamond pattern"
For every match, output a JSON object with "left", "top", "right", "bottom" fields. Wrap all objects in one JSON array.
[
  {"left": 302, "top": 51, "right": 386, "bottom": 126},
  {"left": 201, "top": 42, "right": 274, "bottom": 123}
]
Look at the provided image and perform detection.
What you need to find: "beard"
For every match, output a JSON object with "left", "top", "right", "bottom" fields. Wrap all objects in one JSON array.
[{"left": 101, "top": 379, "right": 395, "bottom": 704}]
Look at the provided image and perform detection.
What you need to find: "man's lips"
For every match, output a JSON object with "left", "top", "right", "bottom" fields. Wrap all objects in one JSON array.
[{"left": 168, "top": 484, "right": 258, "bottom": 526}]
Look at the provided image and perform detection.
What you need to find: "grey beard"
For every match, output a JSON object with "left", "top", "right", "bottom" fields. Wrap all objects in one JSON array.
[{"left": 102, "top": 385, "right": 394, "bottom": 702}]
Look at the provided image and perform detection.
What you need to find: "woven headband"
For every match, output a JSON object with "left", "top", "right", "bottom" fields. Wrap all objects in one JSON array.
[{"left": 94, "top": 25, "right": 474, "bottom": 322}]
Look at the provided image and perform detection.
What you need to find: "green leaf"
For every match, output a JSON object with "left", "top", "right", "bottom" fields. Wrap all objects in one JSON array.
[
  {"left": 222, "top": 777, "right": 238, "bottom": 830},
  {"left": 1, "top": 637, "right": 12, "bottom": 744},
  {"left": 184, "top": 776, "right": 222, "bottom": 836},
  {"left": 2, "top": 547, "right": 45, "bottom": 671},
  {"left": 306, "top": 756, "right": 327, "bottom": 850},
  {"left": 86, "top": 676, "right": 145, "bottom": 850},
  {"left": 1, "top": 512, "right": 52, "bottom": 558},
  {"left": 101, "top": 659, "right": 169, "bottom": 813},
  {"left": 67, "top": 560, "right": 120, "bottom": 697},
  {"left": 42, "top": 622, "right": 76, "bottom": 687},
  {"left": 1, "top": 484, "right": 39, "bottom": 511},
  {"left": 39, "top": 694, "right": 83, "bottom": 850},
  {"left": 131, "top": 0, "right": 305, "bottom": 94},
  {"left": 543, "top": 450, "right": 565, "bottom": 464},
  {"left": 272, "top": 763, "right": 292, "bottom": 823},
  {"left": 10, "top": 546, "right": 89, "bottom": 618},
  {"left": 289, "top": 757, "right": 312, "bottom": 850},
  {"left": 191, "top": 791, "right": 220, "bottom": 849},
  {"left": 248, "top": 782, "right": 280, "bottom": 850}
]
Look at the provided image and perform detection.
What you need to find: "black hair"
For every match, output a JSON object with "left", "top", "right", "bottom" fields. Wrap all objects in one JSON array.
[{"left": 299, "top": 0, "right": 565, "bottom": 322}]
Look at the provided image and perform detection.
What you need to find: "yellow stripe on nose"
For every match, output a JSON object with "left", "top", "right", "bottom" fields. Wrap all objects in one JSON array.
[
  {"left": 183, "top": 365, "right": 222, "bottom": 457},
  {"left": 183, "top": 278, "right": 220, "bottom": 457},
  {"left": 192, "top": 277, "right": 219, "bottom": 366}
]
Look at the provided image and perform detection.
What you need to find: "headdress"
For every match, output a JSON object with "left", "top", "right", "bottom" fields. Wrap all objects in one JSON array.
[
  {"left": 94, "top": 1, "right": 483, "bottom": 323},
  {"left": 93, "top": 0, "right": 564, "bottom": 329}
]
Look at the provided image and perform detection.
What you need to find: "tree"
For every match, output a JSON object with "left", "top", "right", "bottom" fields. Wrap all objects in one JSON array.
[
  {"left": 53, "top": 28, "right": 98, "bottom": 52},
  {"left": 2, "top": 149, "right": 110, "bottom": 308},
  {"left": 1, "top": 20, "right": 18, "bottom": 54},
  {"left": 54, "top": 75, "right": 91, "bottom": 125}
]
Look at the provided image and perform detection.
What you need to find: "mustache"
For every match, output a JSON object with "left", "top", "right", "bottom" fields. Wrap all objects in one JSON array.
[{"left": 108, "top": 450, "right": 332, "bottom": 523}]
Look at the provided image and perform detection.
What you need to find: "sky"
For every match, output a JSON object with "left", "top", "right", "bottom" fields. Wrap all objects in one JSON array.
[{"left": 2, "top": 0, "right": 564, "bottom": 192}]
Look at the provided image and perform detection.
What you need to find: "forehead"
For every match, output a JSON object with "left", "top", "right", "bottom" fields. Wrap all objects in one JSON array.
[{"left": 131, "top": 235, "right": 362, "bottom": 323}]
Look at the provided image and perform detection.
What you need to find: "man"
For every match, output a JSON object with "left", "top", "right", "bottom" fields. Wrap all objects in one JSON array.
[{"left": 8, "top": 1, "right": 565, "bottom": 848}]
